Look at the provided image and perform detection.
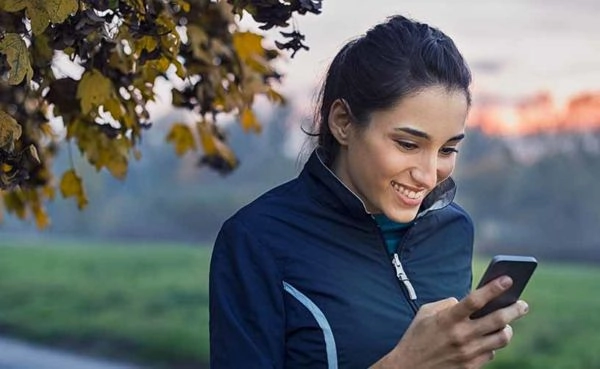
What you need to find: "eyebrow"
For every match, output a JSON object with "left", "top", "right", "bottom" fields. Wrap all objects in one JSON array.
[{"left": 394, "top": 127, "right": 465, "bottom": 143}]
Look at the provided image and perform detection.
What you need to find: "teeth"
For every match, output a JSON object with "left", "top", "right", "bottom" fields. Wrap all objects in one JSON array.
[{"left": 392, "top": 181, "right": 424, "bottom": 200}]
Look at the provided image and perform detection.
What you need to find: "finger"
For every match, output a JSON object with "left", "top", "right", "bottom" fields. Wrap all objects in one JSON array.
[
  {"left": 469, "top": 350, "right": 496, "bottom": 369},
  {"left": 419, "top": 297, "right": 458, "bottom": 317},
  {"left": 447, "top": 276, "right": 513, "bottom": 321},
  {"left": 472, "top": 300, "right": 529, "bottom": 336},
  {"left": 475, "top": 324, "right": 514, "bottom": 355}
]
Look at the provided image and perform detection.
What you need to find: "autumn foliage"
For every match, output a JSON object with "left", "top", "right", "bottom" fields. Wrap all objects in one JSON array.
[{"left": 0, "top": 0, "right": 321, "bottom": 227}]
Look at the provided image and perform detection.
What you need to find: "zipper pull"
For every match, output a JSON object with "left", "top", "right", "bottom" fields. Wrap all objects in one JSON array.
[{"left": 392, "top": 253, "right": 417, "bottom": 300}]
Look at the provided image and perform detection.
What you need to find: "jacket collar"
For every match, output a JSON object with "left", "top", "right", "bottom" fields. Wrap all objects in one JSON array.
[{"left": 301, "top": 149, "right": 457, "bottom": 221}]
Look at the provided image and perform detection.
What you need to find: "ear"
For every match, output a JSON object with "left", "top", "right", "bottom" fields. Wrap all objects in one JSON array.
[{"left": 327, "top": 99, "right": 354, "bottom": 146}]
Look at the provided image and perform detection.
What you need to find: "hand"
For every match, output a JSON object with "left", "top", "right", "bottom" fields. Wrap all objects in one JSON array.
[{"left": 371, "top": 276, "right": 529, "bottom": 369}]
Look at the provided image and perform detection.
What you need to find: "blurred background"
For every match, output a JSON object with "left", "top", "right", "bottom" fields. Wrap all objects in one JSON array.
[{"left": 1, "top": 0, "right": 600, "bottom": 368}]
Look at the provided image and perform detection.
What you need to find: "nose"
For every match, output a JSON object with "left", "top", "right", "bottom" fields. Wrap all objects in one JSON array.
[{"left": 410, "top": 152, "right": 438, "bottom": 190}]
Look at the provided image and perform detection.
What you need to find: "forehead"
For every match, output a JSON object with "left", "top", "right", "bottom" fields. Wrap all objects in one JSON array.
[{"left": 368, "top": 86, "right": 469, "bottom": 140}]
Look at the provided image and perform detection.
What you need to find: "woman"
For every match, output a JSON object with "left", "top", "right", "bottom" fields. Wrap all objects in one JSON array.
[{"left": 210, "top": 15, "right": 529, "bottom": 368}]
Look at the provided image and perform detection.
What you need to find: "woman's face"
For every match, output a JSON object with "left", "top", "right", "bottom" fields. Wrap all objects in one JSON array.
[{"left": 330, "top": 85, "right": 469, "bottom": 223}]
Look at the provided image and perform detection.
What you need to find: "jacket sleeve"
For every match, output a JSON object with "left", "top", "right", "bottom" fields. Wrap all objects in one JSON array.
[{"left": 209, "top": 217, "right": 285, "bottom": 368}]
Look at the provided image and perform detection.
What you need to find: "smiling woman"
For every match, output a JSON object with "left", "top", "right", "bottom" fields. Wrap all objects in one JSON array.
[
  {"left": 328, "top": 87, "right": 468, "bottom": 222},
  {"left": 209, "top": 15, "right": 530, "bottom": 369}
]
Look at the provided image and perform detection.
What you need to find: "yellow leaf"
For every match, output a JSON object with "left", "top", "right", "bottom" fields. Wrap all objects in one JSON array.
[
  {"left": 240, "top": 107, "right": 261, "bottom": 133},
  {"left": 166, "top": 123, "right": 197, "bottom": 156},
  {"left": 59, "top": 169, "right": 88, "bottom": 210},
  {"left": 173, "top": 59, "right": 186, "bottom": 79},
  {"left": 233, "top": 31, "right": 273, "bottom": 75},
  {"left": 157, "top": 56, "right": 171, "bottom": 71},
  {"left": 266, "top": 88, "right": 286, "bottom": 104},
  {"left": 157, "top": 13, "right": 177, "bottom": 41},
  {"left": 77, "top": 69, "right": 114, "bottom": 114},
  {"left": 197, "top": 120, "right": 238, "bottom": 169},
  {"left": 45, "top": 0, "right": 78, "bottom": 24},
  {"left": 134, "top": 36, "right": 158, "bottom": 56},
  {"left": 32, "top": 202, "right": 50, "bottom": 229},
  {"left": 67, "top": 118, "right": 131, "bottom": 180},
  {"left": 0, "top": 33, "right": 34, "bottom": 85},
  {"left": 31, "top": 33, "right": 54, "bottom": 66},
  {"left": 215, "top": 87, "right": 244, "bottom": 113},
  {"left": 1, "top": 0, "right": 78, "bottom": 35},
  {"left": 197, "top": 120, "right": 216, "bottom": 156},
  {"left": 103, "top": 98, "right": 124, "bottom": 120},
  {"left": 96, "top": 137, "right": 130, "bottom": 179},
  {"left": 3, "top": 191, "right": 27, "bottom": 219},
  {"left": 105, "top": 155, "right": 128, "bottom": 179},
  {"left": 143, "top": 57, "right": 171, "bottom": 79},
  {"left": 109, "top": 49, "right": 132, "bottom": 74},
  {"left": 42, "top": 184, "right": 55, "bottom": 200},
  {"left": 213, "top": 141, "right": 237, "bottom": 170},
  {"left": 174, "top": 0, "right": 190, "bottom": 12},
  {"left": 233, "top": 32, "right": 265, "bottom": 63},
  {"left": 241, "top": 73, "right": 268, "bottom": 100},
  {"left": 121, "top": 107, "right": 136, "bottom": 130},
  {"left": 0, "top": 109, "right": 22, "bottom": 149}
]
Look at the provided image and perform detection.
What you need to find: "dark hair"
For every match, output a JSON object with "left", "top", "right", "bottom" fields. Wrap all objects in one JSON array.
[{"left": 312, "top": 15, "right": 472, "bottom": 165}]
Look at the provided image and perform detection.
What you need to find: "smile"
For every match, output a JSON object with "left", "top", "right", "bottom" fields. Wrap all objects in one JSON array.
[{"left": 391, "top": 181, "right": 426, "bottom": 201}]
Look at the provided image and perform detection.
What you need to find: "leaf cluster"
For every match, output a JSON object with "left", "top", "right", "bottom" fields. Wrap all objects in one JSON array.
[
  {"left": 0, "top": 0, "right": 318, "bottom": 227},
  {"left": 228, "top": 0, "right": 321, "bottom": 56}
]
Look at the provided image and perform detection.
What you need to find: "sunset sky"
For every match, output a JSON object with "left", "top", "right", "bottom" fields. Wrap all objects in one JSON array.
[{"left": 247, "top": 0, "right": 600, "bottom": 135}]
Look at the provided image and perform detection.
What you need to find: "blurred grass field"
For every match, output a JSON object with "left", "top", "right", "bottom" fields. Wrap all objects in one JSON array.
[
  {"left": 0, "top": 241, "right": 599, "bottom": 368},
  {"left": 0, "top": 241, "right": 211, "bottom": 368}
]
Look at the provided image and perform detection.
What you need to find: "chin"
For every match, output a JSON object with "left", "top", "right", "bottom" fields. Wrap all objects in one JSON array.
[{"left": 385, "top": 210, "right": 418, "bottom": 224}]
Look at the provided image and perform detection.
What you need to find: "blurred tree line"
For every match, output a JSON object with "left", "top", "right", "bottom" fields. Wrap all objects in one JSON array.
[
  {"left": 1, "top": 105, "right": 299, "bottom": 242},
  {"left": 456, "top": 129, "right": 600, "bottom": 262},
  {"left": 2, "top": 105, "right": 599, "bottom": 263}
]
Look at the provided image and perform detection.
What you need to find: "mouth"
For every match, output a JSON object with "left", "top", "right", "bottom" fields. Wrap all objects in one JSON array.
[{"left": 391, "top": 180, "right": 427, "bottom": 205}]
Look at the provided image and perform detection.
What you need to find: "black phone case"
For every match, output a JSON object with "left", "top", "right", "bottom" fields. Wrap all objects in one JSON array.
[{"left": 470, "top": 255, "right": 537, "bottom": 319}]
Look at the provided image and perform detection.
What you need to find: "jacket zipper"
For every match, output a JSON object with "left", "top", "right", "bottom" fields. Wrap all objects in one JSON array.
[
  {"left": 394, "top": 222, "right": 420, "bottom": 313},
  {"left": 372, "top": 219, "right": 419, "bottom": 314},
  {"left": 392, "top": 253, "right": 417, "bottom": 300}
]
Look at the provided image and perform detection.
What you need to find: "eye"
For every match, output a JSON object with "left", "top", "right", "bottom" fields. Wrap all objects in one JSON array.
[
  {"left": 439, "top": 147, "right": 459, "bottom": 156},
  {"left": 394, "top": 140, "right": 418, "bottom": 151}
]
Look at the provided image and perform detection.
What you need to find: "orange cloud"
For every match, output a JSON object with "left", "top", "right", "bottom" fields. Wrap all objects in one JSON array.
[{"left": 468, "top": 91, "right": 600, "bottom": 136}]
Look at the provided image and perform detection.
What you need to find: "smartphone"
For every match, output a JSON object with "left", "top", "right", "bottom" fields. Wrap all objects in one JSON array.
[{"left": 470, "top": 255, "right": 538, "bottom": 319}]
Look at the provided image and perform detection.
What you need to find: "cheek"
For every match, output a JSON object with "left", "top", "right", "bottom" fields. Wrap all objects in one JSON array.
[{"left": 437, "top": 157, "right": 456, "bottom": 183}]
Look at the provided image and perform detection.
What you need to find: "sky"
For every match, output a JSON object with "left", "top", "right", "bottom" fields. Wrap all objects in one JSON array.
[
  {"left": 250, "top": 0, "right": 600, "bottom": 106},
  {"left": 49, "top": 0, "right": 600, "bottom": 136}
]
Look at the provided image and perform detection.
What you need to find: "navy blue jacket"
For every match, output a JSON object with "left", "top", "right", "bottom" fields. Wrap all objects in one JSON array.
[{"left": 210, "top": 150, "right": 474, "bottom": 368}]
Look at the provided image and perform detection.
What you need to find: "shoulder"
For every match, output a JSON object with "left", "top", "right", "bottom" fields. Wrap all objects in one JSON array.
[
  {"left": 431, "top": 201, "right": 474, "bottom": 225},
  {"left": 212, "top": 176, "right": 314, "bottom": 276},
  {"left": 448, "top": 202, "right": 474, "bottom": 226},
  {"left": 217, "top": 175, "right": 313, "bottom": 242},
  {"left": 441, "top": 202, "right": 475, "bottom": 242},
  {"left": 419, "top": 201, "right": 474, "bottom": 242},
  {"left": 230, "top": 174, "right": 316, "bottom": 226}
]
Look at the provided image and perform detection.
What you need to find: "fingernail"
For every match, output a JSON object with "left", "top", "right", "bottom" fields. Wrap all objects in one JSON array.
[
  {"left": 519, "top": 301, "right": 529, "bottom": 314},
  {"left": 499, "top": 276, "right": 512, "bottom": 288}
]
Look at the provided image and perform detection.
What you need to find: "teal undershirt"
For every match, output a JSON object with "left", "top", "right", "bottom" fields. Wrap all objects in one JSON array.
[{"left": 372, "top": 214, "right": 411, "bottom": 256}]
